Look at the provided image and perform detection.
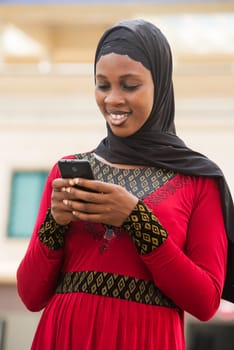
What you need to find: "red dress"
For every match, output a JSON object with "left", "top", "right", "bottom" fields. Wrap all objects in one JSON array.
[{"left": 17, "top": 153, "right": 228, "bottom": 350}]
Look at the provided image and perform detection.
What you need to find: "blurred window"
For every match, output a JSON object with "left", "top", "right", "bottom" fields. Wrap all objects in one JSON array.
[{"left": 7, "top": 171, "right": 48, "bottom": 238}]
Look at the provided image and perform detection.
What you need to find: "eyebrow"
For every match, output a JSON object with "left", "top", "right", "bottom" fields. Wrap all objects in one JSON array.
[{"left": 95, "top": 73, "right": 142, "bottom": 79}]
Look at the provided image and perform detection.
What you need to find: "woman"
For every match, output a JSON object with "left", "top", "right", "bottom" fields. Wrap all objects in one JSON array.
[{"left": 17, "top": 19, "right": 234, "bottom": 349}]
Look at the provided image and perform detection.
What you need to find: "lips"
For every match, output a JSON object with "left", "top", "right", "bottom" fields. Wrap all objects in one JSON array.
[{"left": 108, "top": 112, "right": 130, "bottom": 126}]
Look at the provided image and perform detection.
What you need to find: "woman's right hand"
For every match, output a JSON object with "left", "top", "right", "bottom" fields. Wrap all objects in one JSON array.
[{"left": 51, "top": 178, "right": 78, "bottom": 226}]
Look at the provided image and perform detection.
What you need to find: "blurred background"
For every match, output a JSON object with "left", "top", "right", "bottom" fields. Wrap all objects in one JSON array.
[{"left": 0, "top": 0, "right": 234, "bottom": 349}]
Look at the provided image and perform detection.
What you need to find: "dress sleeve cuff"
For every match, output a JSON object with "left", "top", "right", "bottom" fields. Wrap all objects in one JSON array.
[
  {"left": 121, "top": 200, "right": 168, "bottom": 255},
  {"left": 38, "top": 208, "right": 70, "bottom": 250}
]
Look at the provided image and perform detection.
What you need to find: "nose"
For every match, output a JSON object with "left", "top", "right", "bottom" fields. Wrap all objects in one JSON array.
[{"left": 104, "top": 88, "right": 125, "bottom": 105}]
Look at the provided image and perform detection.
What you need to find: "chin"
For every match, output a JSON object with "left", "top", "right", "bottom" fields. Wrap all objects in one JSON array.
[{"left": 110, "top": 128, "right": 132, "bottom": 138}]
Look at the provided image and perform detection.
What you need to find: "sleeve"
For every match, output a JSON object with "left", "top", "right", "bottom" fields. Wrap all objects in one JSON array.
[
  {"left": 124, "top": 177, "right": 228, "bottom": 321},
  {"left": 122, "top": 200, "right": 168, "bottom": 254},
  {"left": 38, "top": 208, "right": 70, "bottom": 250},
  {"left": 16, "top": 161, "right": 70, "bottom": 312}
]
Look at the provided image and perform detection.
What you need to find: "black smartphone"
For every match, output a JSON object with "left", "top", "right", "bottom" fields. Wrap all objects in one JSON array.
[
  {"left": 58, "top": 159, "right": 94, "bottom": 180},
  {"left": 58, "top": 159, "right": 95, "bottom": 196}
]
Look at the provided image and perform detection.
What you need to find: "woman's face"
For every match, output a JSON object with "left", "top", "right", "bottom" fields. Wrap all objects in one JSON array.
[{"left": 95, "top": 53, "right": 154, "bottom": 138}]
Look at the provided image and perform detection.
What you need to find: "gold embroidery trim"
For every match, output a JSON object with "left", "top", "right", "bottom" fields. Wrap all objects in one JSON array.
[
  {"left": 122, "top": 201, "right": 168, "bottom": 255},
  {"left": 56, "top": 271, "right": 177, "bottom": 309}
]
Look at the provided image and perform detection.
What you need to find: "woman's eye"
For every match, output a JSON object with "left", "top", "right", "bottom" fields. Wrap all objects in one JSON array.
[
  {"left": 122, "top": 84, "right": 140, "bottom": 91},
  {"left": 97, "top": 84, "right": 110, "bottom": 91}
]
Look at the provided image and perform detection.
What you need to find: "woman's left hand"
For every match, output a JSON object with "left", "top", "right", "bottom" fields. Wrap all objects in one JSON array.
[{"left": 62, "top": 178, "right": 138, "bottom": 227}]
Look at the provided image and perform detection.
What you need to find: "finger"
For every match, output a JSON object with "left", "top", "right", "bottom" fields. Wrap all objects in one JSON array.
[
  {"left": 75, "top": 178, "right": 115, "bottom": 194},
  {"left": 63, "top": 199, "right": 74, "bottom": 210},
  {"left": 71, "top": 209, "right": 120, "bottom": 226},
  {"left": 51, "top": 188, "right": 74, "bottom": 203},
  {"left": 52, "top": 178, "right": 74, "bottom": 191},
  {"left": 63, "top": 199, "right": 105, "bottom": 214},
  {"left": 71, "top": 210, "right": 103, "bottom": 223},
  {"left": 51, "top": 208, "right": 77, "bottom": 225},
  {"left": 51, "top": 198, "right": 74, "bottom": 213},
  {"left": 62, "top": 186, "right": 106, "bottom": 204}
]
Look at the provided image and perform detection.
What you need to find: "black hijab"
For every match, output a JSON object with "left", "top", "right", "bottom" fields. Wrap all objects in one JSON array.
[{"left": 94, "top": 19, "right": 234, "bottom": 302}]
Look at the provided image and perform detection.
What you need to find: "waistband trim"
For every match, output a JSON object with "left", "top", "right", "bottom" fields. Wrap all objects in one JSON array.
[{"left": 56, "top": 270, "right": 177, "bottom": 308}]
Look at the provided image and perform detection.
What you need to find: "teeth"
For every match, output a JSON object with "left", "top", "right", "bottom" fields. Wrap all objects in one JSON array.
[{"left": 110, "top": 113, "right": 128, "bottom": 120}]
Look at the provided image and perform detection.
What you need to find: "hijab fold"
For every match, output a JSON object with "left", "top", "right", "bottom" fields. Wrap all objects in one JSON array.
[{"left": 94, "top": 19, "right": 234, "bottom": 302}]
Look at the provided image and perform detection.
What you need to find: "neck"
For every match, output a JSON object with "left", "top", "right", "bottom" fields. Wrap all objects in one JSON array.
[{"left": 93, "top": 153, "right": 145, "bottom": 169}]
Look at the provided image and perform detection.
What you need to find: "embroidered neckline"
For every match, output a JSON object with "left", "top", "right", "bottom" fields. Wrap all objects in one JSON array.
[
  {"left": 76, "top": 152, "right": 176, "bottom": 253},
  {"left": 76, "top": 152, "right": 176, "bottom": 200}
]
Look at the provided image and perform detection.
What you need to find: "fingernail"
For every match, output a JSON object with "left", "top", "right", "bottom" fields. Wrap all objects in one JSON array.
[{"left": 63, "top": 199, "right": 68, "bottom": 205}]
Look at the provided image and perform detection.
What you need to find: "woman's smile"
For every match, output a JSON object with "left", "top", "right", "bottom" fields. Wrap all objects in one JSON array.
[{"left": 107, "top": 111, "right": 131, "bottom": 126}]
